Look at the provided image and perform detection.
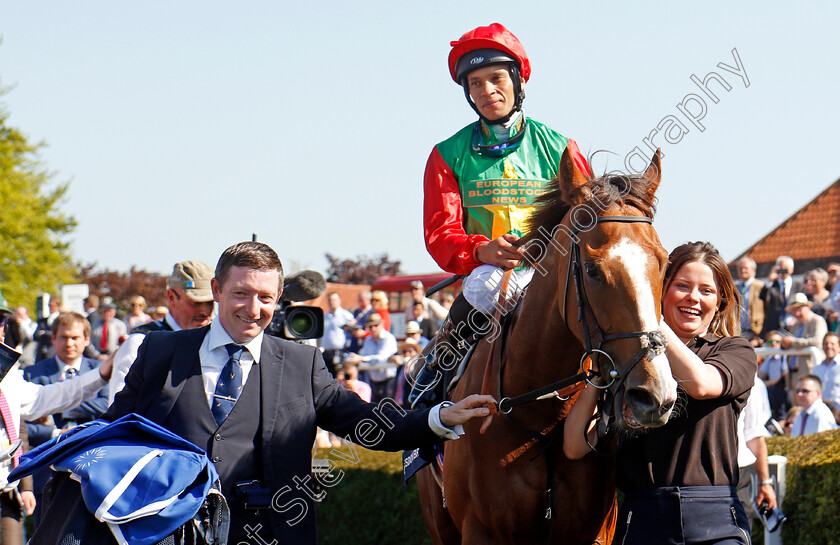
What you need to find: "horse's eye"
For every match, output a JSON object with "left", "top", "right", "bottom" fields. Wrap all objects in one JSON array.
[{"left": 585, "top": 264, "right": 601, "bottom": 280}]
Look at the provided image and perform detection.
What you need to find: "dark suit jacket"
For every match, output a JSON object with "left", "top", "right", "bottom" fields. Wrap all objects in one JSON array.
[
  {"left": 104, "top": 326, "right": 438, "bottom": 545},
  {"left": 32, "top": 318, "right": 53, "bottom": 363},
  {"left": 23, "top": 356, "right": 110, "bottom": 493},
  {"left": 761, "top": 279, "right": 804, "bottom": 335}
]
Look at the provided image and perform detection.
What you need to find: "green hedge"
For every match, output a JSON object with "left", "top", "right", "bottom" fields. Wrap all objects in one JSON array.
[
  {"left": 309, "top": 432, "right": 840, "bottom": 545},
  {"left": 315, "top": 446, "right": 433, "bottom": 545},
  {"left": 767, "top": 429, "right": 840, "bottom": 545}
]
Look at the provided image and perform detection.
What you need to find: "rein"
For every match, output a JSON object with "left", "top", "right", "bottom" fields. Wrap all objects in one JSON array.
[{"left": 497, "top": 215, "right": 666, "bottom": 419}]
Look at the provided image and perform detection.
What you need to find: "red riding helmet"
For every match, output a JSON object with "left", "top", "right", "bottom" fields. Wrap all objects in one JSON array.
[{"left": 448, "top": 23, "right": 531, "bottom": 84}]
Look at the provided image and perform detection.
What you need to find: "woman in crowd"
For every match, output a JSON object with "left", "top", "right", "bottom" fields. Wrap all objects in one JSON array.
[
  {"left": 370, "top": 291, "right": 391, "bottom": 333},
  {"left": 565, "top": 241, "right": 758, "bottom": 544},
  {"left": 123, "top": 295, "right": 152, "bottom": 330},
  {"left": 804, "top": 268, "right": 832, "bottom": 322}
]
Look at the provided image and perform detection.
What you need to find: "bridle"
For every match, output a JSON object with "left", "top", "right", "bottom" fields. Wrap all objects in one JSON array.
[{"left": 497, "top": 215, "right": 667, "bottom": 417}]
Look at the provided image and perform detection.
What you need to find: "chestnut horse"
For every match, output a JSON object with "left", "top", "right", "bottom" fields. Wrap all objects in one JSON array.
[{"left": 417, "top": 149, "right": 678, "bottom": 544}]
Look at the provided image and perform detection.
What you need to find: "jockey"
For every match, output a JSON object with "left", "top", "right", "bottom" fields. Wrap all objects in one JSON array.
[{"left": 411, "top": 23, "right": 590, "bottom": 408}]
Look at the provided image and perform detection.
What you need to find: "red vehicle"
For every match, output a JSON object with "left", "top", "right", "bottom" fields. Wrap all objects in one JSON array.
[{"left": 370, "top": 273, "right": 461, "bottom": 338}]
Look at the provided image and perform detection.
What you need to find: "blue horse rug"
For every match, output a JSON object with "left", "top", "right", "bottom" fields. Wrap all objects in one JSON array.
[{"left": 9, "top": 413, "right": 227, "bottom": 545}]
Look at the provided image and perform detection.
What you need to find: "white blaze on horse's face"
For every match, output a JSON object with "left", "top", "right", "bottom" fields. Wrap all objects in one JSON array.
[{"left": 607, "top": 238, "right": 677, "bottom": 394}]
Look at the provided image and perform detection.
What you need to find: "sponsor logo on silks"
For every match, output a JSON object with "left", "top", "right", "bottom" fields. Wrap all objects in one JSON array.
[
  {"left": 461, "top": 178, "right": 549, "bottom": 207},
  {"left": 402, "top": 446, "right": 438, "bottom": 484},
  {"left": 470, "top": 56, "right": 484, "bottom": 65}
]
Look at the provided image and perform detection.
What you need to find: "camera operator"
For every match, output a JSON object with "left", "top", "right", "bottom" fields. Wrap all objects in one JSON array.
[
  {"left": 761, "top": 255, "right": 803, "bottom": 335},
  {"left": 317, "top": 292, "right": 353, "bottom": 377}
]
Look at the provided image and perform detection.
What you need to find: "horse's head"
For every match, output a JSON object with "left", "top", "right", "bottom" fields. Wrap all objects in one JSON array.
[{"left": 521, "top": 148, "right": 678, "bottom": 429}]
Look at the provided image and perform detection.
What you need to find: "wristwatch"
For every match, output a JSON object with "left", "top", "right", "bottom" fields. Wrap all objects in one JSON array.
[{"left": 759, "top": 479, "right": 774, "bottom": 487}]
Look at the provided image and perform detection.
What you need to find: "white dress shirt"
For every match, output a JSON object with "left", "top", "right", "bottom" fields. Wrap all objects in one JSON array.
[
  {"left": 791, "top": 398, "right": 839, "bottom": 437},
  {"left": 198, "top": 319, "right": 262, "bottom": 409},
  {"left": 813, "top": 358, "right": 840, "bottom": 405},
  {"left": 737, "top": 377, "right": 771, "bottom": 468},
  {"left": 56, "top": 355, "right": 82, "bottom": 380}
]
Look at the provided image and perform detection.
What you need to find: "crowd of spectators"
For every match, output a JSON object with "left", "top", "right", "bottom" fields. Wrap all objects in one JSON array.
[
  {"left": 4, "top": 251, "right": 840, "bottom": 539},
  {"left": 316, "top": 283, "right": 446, "bottom": 409},
  {"left": 737, "top": 255, "right": 840, "bottom": 436},
  {"left": 3, "top": 294, "right": 170, "bottom": 369}
]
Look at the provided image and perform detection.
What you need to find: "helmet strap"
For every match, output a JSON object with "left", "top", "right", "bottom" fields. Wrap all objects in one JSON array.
[{"left": 461, "top": 63, "right": 525, "bottom": 125}]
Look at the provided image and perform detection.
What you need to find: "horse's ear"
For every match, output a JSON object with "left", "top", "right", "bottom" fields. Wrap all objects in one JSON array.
[
  {"left": 640, "top": 149, "right": 662, "bottom": 197},
  {"left": 557, "top": 146, "right": 589, "bottom": 202}
]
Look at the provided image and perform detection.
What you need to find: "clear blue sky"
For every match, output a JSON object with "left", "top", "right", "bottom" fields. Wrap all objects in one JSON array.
[{"left": 2, "top": 2, "right": 838, "bottom": 276}]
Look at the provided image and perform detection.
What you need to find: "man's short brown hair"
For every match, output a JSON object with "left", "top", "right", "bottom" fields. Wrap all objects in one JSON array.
[
  {"left": 51, "top": 312, "right": 91, "bottom": 338},
  {"left": 215, "top": 242, "right": 284, "bottom": 290}
]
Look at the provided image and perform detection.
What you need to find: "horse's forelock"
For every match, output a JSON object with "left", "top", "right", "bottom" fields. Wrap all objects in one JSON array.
[{"left": 522, "top": 167, "right": 657, "bottom": 245}]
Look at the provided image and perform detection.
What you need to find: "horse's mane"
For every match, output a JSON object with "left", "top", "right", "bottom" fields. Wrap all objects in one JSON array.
[{"left": 522, "top": 165, "right": 658, "bottom": 242}]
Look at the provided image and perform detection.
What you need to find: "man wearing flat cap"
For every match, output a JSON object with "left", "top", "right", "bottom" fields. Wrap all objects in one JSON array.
[
  {"left": 781, "top": 292, "right": 827, "bottom": 387},
  {"left": 108, "top": 260, "right": 215, "bottom": 404}
]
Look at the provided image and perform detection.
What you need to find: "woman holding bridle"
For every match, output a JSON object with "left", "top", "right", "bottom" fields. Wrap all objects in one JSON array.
[{"left": 565, "top": 241, "right": 758, "bottom": 544}]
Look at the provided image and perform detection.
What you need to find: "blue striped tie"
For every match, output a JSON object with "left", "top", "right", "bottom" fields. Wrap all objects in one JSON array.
[{"left": 212, "top": 344, "right": 244, "bottom": 425}]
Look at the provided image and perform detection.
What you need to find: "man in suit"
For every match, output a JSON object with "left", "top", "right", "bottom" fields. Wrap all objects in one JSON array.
[
  {"left": 24, "top": 312, "right": 110, "bottom": 526},
  {"left": 108, "top": 260, "right": 216, "bottom": 404},
  {"left": 31, "top": 296, "right": 61, "bottom": 363},
  {"left": 104, "top": 242, "right": 494, "bottom": 544},
  {"left": 761, "top": 255, "right": 803, "bottom": 335},
  {"left": 736, "top": 257, "right": 764, "bottom": 343}
]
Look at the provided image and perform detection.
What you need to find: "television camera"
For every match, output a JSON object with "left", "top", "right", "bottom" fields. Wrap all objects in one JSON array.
[{"left": 264, "top": 270, "right": 326, "bottom": 341}]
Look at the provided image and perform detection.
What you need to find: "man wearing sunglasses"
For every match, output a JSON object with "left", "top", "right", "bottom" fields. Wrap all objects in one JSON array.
[
  {"left": 414, "top": 23, "right": 589, "bottom": 409},
  {"left": 790, "top": 375, "right": 838, "bottom": 436}
]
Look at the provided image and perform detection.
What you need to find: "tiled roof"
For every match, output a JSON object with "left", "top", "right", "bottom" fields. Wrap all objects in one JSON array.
[{"left": 732, "top": 178, "right": 840, "bottom": 271}]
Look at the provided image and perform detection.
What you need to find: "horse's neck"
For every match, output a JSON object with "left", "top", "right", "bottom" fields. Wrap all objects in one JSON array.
[{"left": 503, "top": 266, "right": 580, "bottom": 398}]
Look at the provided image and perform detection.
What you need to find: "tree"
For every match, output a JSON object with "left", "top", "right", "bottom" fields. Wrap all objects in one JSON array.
[
  {"left": 325, "top": 253, "right": 402, "bottom": 285},
  {"left": 0, "top": 85, "right": 77, "bottom": 308},
  {"left": 78, "top": 263, "right": 168, "bottom": 312}
]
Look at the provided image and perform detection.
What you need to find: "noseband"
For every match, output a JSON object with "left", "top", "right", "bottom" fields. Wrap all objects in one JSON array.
[
  {"left": 497, "top": 215, "right": 666, "bottom": 415},
  {"left": 565, "top": 216, "right": 667, "bottom": 394}
]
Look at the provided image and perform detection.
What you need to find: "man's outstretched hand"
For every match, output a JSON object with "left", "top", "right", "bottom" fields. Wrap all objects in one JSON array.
[{"left": 439, "top": 394, "right": 497, "bottom": 433}]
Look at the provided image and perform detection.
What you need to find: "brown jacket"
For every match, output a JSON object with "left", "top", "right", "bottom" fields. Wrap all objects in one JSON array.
[{"left": 740, "top": 278, "right": 765, "bottom": 336}]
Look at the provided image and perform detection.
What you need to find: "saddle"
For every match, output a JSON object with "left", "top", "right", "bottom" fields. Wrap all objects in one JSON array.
[{"left": 402, "top": 297, "right": 520, "bottom": 485}]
